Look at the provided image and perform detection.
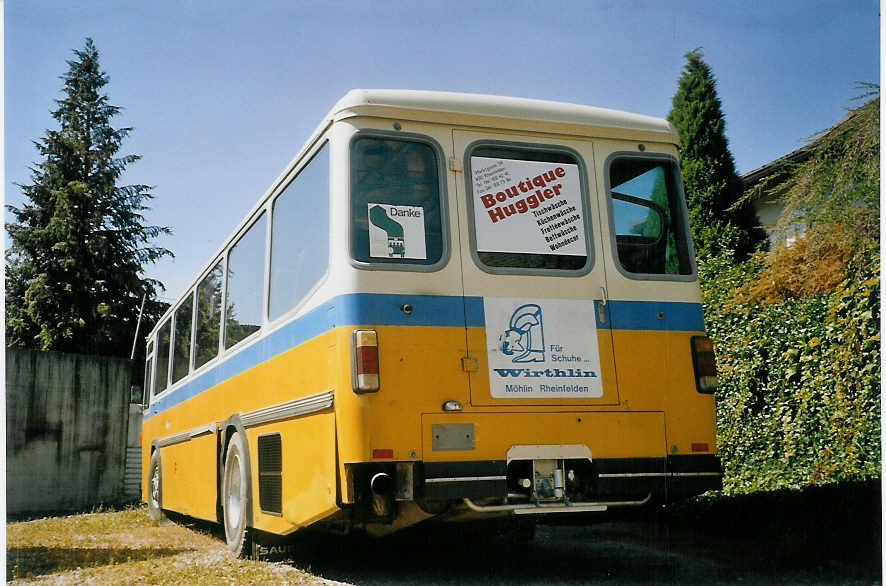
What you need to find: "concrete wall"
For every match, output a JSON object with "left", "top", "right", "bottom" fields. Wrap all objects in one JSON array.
[{"left": 6, "top": 348, "right": 133, "bottom": 516}]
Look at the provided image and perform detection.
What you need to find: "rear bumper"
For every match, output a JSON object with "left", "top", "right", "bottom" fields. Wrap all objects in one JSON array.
[
  {"left": 667, "top": 454, "right": 723, "bottom": 501},
  {"left": 344, "top": 455, "right": 721, "bottom": 529},
  {"left": 418, "top": 454, "right": 721, "bottom": 504}
]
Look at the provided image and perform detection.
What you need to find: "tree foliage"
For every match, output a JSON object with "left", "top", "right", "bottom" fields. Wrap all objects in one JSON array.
[
  {"left": 6, "top": 38, "right": 172, "bottom": 357},
  {"left": 667, "top": 49, "right": 766, "bottom": 260},
  {"left": 740, "top": 97, "right": 879, "bottom": 305}
]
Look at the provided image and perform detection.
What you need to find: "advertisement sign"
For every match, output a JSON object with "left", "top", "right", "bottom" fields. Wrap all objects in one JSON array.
[
  {"left": 471, "top": 157, "right": 587, "bottom": 256},
  {"left": 367, "top": 203, "right": 427, "bottom": 259},
  {"left": 483, "top": 297, "right": 603, "bottom": 398}
]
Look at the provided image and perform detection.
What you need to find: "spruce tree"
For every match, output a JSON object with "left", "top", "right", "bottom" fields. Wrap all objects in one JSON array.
[
  {"left": 667, "top": 48, "right": 765, "bottom": 260},
  {"left": 6, "top": 38, "right": 172, "bottom": 356}
]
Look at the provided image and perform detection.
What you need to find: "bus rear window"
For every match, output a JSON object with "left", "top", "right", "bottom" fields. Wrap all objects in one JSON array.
[
  {"left": 350, "top": 136, "right": 444, "bottom": 267},
  {"left": 467, "top": 145, "right": 590, "bottom": 272},
  {"left": 608, "top": 156, "right": 693, "bottom": 277}
]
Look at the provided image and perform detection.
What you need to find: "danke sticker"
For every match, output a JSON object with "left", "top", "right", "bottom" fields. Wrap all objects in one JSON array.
[{"left": 368, "top": 203, "right": 427, "bottom": 259}]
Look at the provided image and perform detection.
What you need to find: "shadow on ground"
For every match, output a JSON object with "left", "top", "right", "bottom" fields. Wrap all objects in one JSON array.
[
  {"left": 6, "top": 546, "right": 188, "bottom": 581},
  {"left": 666, "top": 479, "right": 881, "bottom": 567},
  {"left": 278, "top": 480, "right": 881, "bottom": 585}
]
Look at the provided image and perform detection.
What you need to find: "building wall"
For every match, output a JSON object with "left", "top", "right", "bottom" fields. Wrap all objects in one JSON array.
[
  {"left": 752, "top": 197, "right": 807, "bottom": 247},
  {"left": 6, "top": 348, "right": 133, "bottom": 516}
]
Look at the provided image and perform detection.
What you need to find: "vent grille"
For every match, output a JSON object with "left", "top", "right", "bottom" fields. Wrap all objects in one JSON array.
[{"left": 258, "top": 434, "right": 282, "bottom": 515}]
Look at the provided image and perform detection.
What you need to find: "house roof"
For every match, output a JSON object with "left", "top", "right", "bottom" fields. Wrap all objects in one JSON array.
[
  {"left": 740, "top": 103, "right": 870, "bottom": 189},
  {"left": 740, "top": 144, "right": 814, "bottom": 188}
]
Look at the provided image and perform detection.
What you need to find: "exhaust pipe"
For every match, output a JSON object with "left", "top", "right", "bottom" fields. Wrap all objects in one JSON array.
[
  {"left": 370, "top": 472, "right": 392, "bottom": 495},
  {"left": 370, "top": 472, "right": 392, "bottom": 517}
]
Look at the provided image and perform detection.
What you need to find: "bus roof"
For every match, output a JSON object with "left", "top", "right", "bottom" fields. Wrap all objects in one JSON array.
[
  {"left": 330, "top": 89, "right": 677, "bottom": 142},
  {"left": 148, "top": 90, "right": 678, "bottom": 337}
]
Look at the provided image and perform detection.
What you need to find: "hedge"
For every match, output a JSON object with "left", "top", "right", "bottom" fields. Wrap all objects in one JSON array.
[{"left": 699, "top": 247, "right": 880, "bottom": 494}]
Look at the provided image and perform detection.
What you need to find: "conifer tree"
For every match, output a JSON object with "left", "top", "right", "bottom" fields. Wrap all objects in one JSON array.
[
  {"left": 667, "top": 48, "right": 765, "bottom": 260},
  {"left": 6, "top": 38, "right": 172, "bottom": 356}
]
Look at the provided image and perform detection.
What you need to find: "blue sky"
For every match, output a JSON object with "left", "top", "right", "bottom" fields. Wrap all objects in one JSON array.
[{"left": 5, "top": 1, "right": 879, "bottom": 302}]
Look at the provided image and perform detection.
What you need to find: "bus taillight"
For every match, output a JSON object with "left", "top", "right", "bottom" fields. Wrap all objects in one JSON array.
[
  {"left": 691, "top": 336, "right": 718, "bottom": 393},
  {"left": 352, "top": 329, "right": 380, "bottom": 393}
]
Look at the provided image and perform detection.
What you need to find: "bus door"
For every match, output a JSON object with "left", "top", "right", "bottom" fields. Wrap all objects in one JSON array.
[
  {"left": 590, "top": 142, "right": 702, "bottom": 420},
  {"left": 452, "top": 130, "right": 619, "bottom": 408},
  {"left": 349, "top": 128, "right": 474, "bottom": 422}
]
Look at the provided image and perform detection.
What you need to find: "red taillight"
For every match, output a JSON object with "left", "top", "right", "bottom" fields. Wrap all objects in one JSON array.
[
  {"left": 691, "top": 336, "right": 718, "bottom": 393},
  {"left": 353, "top": 329, "right": 380, "bottom": 393},
  {"left": 372, "top": 448, "right": 393, "bottom": 459},
  {"left": 356, "top": 345, "right": 379, "bottom": 375},
  {"left": 691, "top": 442, "right": 709, "bottom": 453}
]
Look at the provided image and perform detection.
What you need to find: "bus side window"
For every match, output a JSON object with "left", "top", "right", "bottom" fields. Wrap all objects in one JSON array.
[
  {"left": 269, "top": 143, "right": 330, "bottom": 320},
  {"left": 171, "top": 292, "right": 194, "bottom": 384},
  {"left": 350, "top": 135, "right": 444, "bottom": 267},
  {"left": 225, "top": 212, "right": 267, "bottom": 349},
  {"left": 194, "top": 260, "right": 223, "bottom": 369},
  {"left": 154, "top": 320, "right": 171, "bottom": 396},
  {"left": 608, "top": 157, "right": 693, "bottom": 276},
  {"left": 143, "top": 339, "right": 154, "bottom": 407}
]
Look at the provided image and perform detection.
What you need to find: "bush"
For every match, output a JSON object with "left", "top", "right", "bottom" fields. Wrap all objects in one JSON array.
[{"left": 700, "top": 246, "right": 880, "bottom": 493}]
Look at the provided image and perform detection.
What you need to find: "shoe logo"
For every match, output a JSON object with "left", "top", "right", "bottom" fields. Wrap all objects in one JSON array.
[{"left": 499, "top": 304, "right": 545, "bottom": 363}]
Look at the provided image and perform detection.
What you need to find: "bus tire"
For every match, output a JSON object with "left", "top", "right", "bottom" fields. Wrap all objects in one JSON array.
[
  {"left": 147, "top": 449, "right": 165, "bottom": 522},
  {"left": 222, "top": 431, "right": 252, "bottom": 557}
]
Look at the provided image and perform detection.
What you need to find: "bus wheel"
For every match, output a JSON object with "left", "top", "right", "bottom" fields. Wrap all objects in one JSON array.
[
  {"left": 222, "top": 431, "right": 253, "bottom": 556},
  {"left": 147, "top": 450, "right": 165, "bottom": 522}
]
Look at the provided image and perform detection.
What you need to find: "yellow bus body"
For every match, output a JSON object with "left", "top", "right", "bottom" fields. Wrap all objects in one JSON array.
[{"left": 141, "top": 90, "right": 721, "bottom": 543}]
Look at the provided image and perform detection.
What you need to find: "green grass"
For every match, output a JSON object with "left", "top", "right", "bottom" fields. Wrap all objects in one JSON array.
[{"left": 6, "top": 506, "right": 327, "bottom": 584}]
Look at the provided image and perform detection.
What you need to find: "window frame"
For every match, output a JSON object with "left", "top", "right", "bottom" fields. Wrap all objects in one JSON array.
[
  {"left": 603, "top": 151, "right": 698, "bottom": 282},
  {"left": 170, "top": 290, "right": 195, "bottom": 385},
  {"left": 223, "top": 210, "right": 269, "bottom": 352},
  {"left": 143, "top": 338, "right": 155, "bottom": 409},
  {"left": 462, "top": 139, "right": 595, "bottom": 277},
  {"left": 153, "top": 318, "right": 173, "bottom": 399},
  {"left": 192, "top": 256, "right": 226, "bottom": 373},
  {"left": 267, "top": 140, "right": 331, "bottom": 324},
  {"left": 348, "top": 129, "right": 451, "bottom": 272}
]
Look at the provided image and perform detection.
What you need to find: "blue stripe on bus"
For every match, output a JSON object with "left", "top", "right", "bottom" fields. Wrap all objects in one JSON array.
[
  {"left": 335, "top": 293, "right": 485, "bottom": 327},
  {"left": 606, "top": 300, "right": 706, "bottom": 332},
  {"left": 144, "top": 294, "right": 704, "bottom": 420},
  {"left": 146, "top": 293, "right": 476, "bottom": 419}
]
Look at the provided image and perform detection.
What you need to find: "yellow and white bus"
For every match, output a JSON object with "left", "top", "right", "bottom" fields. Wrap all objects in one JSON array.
[{"left": 142, "top": 89, "right": 721, "bottom": 554}]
